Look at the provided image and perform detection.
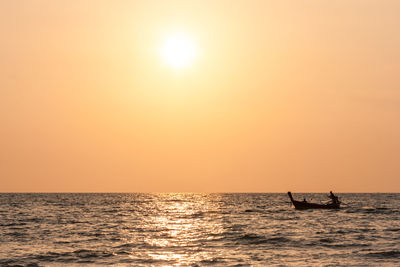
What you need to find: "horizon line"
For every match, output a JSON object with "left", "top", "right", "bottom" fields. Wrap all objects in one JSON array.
[{"left": 1, "top": 191, "right": 399, "bottom": 194}]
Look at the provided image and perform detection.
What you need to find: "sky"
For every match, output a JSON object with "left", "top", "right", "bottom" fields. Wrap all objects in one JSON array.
[{"left": 1, "top": 0, "right": 400, "bottom": 192}]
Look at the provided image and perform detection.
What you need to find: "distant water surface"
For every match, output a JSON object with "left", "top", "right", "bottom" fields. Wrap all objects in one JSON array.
[{"left": 0, "top": 193, "right": 399, "bottom": 266}]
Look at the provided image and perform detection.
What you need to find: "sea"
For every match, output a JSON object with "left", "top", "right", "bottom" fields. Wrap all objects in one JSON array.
[{"left": 0, "top": 193, "right": 399, "bottom": 266}]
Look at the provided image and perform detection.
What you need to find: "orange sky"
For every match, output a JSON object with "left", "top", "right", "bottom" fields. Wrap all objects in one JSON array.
[{"left": 1, "top": 1, "right": 400, "bottom": 192}]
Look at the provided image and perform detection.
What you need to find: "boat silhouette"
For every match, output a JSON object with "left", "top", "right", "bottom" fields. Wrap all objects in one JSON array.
[{"left": 288, "top": 191, "right": 340, "bottom": 210}]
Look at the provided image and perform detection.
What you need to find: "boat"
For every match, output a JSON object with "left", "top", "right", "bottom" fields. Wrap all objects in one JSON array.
[{"left": 287, "top": 191, "right": 340, "bottom": 210}]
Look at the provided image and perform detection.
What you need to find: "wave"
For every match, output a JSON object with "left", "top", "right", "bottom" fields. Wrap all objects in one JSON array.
[
  {"left": 199, "top": 257, "right": 227, "bottom": 265},
  {"left": 72, "top": 249, "right": 114, "bottom": 259},
  {"left": 243, "top": 209, "right": 265, "bottom": 213},
  {"left": 0, "top": 261, "right": 42, "bottom": 267},
  {"left": 0, "top": 222, "right": 27, "bottom": 227},
  {"left": 365, "top": 250, "right": 400, "bottom": 258},
  {"left": 234, "top": 233, "right": 291, "bottom": 245},
  {"left": 28, "top": 249, "right": 115, "bottom": 263},
  {"left": 386, "top": 228, "right": 400, "bottom": 232},
  {"left": 321, "top": 242, "right": 370, "bottom": 248},
  {"left": 351, "top": 206, "right": 400, "bottom": 215}
]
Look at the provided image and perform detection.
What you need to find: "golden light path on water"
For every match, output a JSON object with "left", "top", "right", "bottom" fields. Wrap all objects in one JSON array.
[{"left": 141, "top": 193, "right": 226, "bottom": 265}]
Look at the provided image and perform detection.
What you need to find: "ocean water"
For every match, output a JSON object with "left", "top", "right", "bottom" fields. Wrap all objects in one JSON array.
[{"left": 0, "top": 193, "right": 399, "bottom": 266}]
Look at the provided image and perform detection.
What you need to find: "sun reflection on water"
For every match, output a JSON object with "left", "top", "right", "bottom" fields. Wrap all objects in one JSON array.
[{"left": 141, "top": 193, "right": 225, "bottom": 265}]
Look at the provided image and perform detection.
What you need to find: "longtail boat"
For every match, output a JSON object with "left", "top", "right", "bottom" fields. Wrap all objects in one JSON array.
[{"left": 287, "top": 191, "right": 340, "bottom": 210}]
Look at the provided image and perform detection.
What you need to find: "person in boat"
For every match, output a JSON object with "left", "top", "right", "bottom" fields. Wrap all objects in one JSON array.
[
  {"left": 303, "top": 198, "right": 307, "bottom": 203},
  {"left": 328, "top": 191, "right": 340, "bottom": 204}
]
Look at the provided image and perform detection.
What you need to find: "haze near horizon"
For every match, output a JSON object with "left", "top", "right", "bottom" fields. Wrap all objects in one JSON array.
[{"left": 1, "top": 1, "right": 400, "bottom": 192}]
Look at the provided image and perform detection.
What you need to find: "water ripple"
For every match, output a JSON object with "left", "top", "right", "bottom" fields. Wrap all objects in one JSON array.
[{"left": 0, "top": 193, "right": 399, "bottom": 266}]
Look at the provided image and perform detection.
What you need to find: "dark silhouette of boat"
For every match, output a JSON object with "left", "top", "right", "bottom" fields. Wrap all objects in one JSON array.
[{"left": 287, "top": 191, "right": 340, "bottom": 210}]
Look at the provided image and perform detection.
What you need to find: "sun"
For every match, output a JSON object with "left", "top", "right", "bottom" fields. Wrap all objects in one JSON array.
[{"left": 161, "top": 33, "right": 197, "bottom": 69}]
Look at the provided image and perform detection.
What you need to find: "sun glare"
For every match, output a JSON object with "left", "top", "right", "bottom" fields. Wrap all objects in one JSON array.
[{"left": 161, "top": 33, "right": 197, "bottom": 69}]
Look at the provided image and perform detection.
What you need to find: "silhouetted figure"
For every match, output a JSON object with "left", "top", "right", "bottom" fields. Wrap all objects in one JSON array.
[
  {"left": 303, "top": 198, "right": 307, "bottom": 203},
  {"left": 328, "top": 191, "right": 340, "bottom": 204}
]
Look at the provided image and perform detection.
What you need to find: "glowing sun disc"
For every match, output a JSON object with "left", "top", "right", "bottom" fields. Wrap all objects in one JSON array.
[{"left": 161, "top": 34, "right": 196, "bottom": 69}]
